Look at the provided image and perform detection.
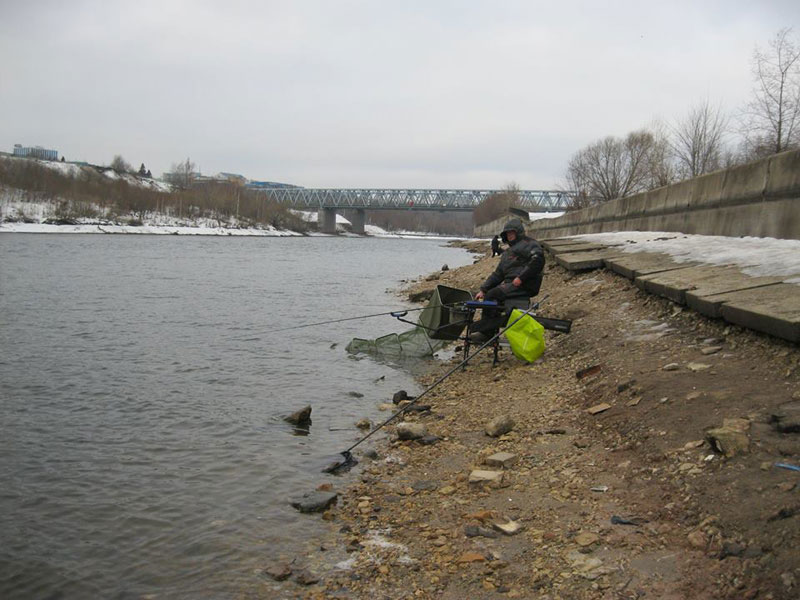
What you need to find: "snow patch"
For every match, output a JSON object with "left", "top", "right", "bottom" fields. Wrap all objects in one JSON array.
[
  {"left": 529, "top": 211, "right": 565, "bottom": 221},
  {"left": 571, "top": 231, "right": 800, "bottom": 283}
]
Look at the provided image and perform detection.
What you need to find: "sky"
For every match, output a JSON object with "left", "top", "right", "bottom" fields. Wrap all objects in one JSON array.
[{"left": 1, "top": 1, "right": 798, "bottom": 189}]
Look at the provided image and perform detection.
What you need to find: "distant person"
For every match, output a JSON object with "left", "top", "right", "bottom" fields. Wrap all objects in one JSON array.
[
  {"left": 491, "top": 235, "right": 503, "bottom": 257},
  {"left": 470, "top": 218, "right": 545, "bottom": 343}
]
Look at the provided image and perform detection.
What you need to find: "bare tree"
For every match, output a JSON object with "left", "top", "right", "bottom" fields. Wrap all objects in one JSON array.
[
  {"left": 110, "top": 155, "right": 132, "bottom": 173},
  {"left": 166, "top": 157, "right": 197, "bottom": 190},
  {"left": 564, "top": 130, "right": 660, "bottom": 206},
  {"left": 671, "top": 100, "right": 729, "bottom": 177},
  {"left": 741, "top": 28, "right": 800, "bottom": 158},
  {"left": 647, "top": 120, "right": 677, "bottom": 188},
  {"left": 473, "top": 182, "right": 521, "bottom": 226}
]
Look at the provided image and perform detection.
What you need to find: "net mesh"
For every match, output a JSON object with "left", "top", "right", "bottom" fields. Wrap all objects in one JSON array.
[
  {"left": 346, "top": 285, "right": 470, "bottom": 358},
  {"left": 345, "top": 327, "right": 447, "bottom": 358}
]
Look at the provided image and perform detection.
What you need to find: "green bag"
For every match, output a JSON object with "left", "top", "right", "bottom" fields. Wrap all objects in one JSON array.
[{"left": 504, "top": 309, "right": 545, "bottom": 363}]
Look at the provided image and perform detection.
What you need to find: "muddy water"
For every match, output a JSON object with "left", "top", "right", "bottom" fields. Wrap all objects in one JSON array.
[{"left": 0, "top": 234, "right": 473, "bottom": 599}]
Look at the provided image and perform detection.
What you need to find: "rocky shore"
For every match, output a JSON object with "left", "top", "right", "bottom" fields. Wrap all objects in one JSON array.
[{"left": 263, "top": 240, "right": 799, "bottom": 600}]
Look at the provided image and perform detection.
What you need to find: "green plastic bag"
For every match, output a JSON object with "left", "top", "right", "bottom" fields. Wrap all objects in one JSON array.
[{"left": 504, "top": 309, "right": 545, "bottom": 363}]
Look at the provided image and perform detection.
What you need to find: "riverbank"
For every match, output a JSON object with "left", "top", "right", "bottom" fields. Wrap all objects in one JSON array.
[
  {"left": 266, "top": 240, "right": 799, "bottom": 599},
  {"left": 0, "top": 214, "right": 467, "bottom": 240}
]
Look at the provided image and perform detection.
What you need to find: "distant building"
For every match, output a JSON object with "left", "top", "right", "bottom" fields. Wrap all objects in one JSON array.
[
  {"left": 215, "top": 172, "right": 247, "bottom": 185},
  {"left": 13, "top": 144, "right": 59, "bottom": 161},
  {"left": 246, "top": 180, "right": 302, "bottom": 190}
]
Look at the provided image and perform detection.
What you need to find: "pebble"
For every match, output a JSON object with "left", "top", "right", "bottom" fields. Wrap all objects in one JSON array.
[
  {"left": 687, "top": 530, "right": 707, "bottom": 548},
  {"left": 485, "top": 415, "right": 515, "bottom": 437},
  {"left": 663, "top": 363, "right": 680, "bottom": 371},
  {"left": 701, "top": 346, "right": 722, "bottom": 355},
  {"left": 457, "top": 552, "right": 486, "bottom": 563},
  {"left": 687, "top": 362, "right": 712, "bottom": 372},
  {"left": 397, "top": 422, "right": 428, "bottom": 440},
  {"left": 464, "top": 525, "right": 499, "bottom": 538},
  {"left": 493, "top": 519, "right": 523, "bottom": 535},
  {"left": 576, "top": 532, "right": 599, "bottom": 547}
]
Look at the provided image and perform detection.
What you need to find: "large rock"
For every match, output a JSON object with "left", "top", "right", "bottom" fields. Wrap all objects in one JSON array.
[
  {"left": 396, "top": 422, "right": 428, "bottom": 440},
  {"left": 290, "top": 490, "right": 338, "bottom": 513},
  {"left": 285, "top": 405, "right": 312, "bottom": 426},
  {"left": 264, "top": 562, "right": 292, "bottom": 581},
  {"left": 706, "top": 418, "right": 750, "bottom": 457},
  {"left": 485, "top": 415, "right": 515, "bottom": 437},
  {"left": 393, "top": 390, "right": 416, "bottom": 404}
]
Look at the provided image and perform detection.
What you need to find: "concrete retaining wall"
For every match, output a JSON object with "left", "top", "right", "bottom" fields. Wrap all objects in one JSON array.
[{"left": 505, "top": 149, "right": 800, "bottom": 241}]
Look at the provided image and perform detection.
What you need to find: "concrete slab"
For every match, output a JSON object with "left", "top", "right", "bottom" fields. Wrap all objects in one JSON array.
[
  {"left": 541, "top": 238, "right": 584, "bottom": 252},
  {"left": 636, "top": 265, "right": 786, "bottom": 307},
  {"left": 708, "top": 283, "right": 800, "bottom": 343},
  {"left": 604, "top": 252, "right": 696, "bottom": 280},
  {"left": 555, "top": 248, "right": 626, "bottom": 272},
  {"left": 548, "top": 243, "right": 609, "bottom": 255}
]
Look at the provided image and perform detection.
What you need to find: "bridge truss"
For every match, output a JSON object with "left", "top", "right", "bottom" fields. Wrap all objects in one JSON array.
[{"left": 260, "top": 188, "right": 574, "bottom": 211}]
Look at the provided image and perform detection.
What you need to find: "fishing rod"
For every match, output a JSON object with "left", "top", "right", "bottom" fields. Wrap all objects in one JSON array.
[
  {"left": 260, "top": 304, "right": 451, "bottom": 334},
  {"left": 325, "top": 304, "right": 540, "bottom": 473}
]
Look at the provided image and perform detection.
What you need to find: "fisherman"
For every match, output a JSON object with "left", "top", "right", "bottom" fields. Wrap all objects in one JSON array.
[
  {"left": 470, "top": 218, "right": 545, "bottom": 343},
  {"left": 491, "top": 235, "right": 503, "bottom": 257}
]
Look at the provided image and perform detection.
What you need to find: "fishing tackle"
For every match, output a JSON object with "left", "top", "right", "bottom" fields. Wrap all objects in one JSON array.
[
  {"left": 261, "top": 304, "right": 461, "bottom": 334},
  {"left": 323, "top": 305, "right": 539, "bottom": 473}
]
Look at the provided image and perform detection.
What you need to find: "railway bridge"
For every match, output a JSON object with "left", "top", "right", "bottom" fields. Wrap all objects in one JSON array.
[{"left": 257, "top": 188, "right": 574, "bottom": 234}]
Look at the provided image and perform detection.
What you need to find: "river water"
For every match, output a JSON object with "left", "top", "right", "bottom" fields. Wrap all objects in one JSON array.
[{"left": 0, "top": 234, "right": 473, "bottom": 599}]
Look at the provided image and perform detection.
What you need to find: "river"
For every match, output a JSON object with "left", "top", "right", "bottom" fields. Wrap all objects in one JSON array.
[{"left": 0, "top": 234, "right": 474, "bottom": 599}]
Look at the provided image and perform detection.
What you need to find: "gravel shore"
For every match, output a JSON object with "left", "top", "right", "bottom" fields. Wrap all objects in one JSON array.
[{"left": 263, "top": 240, "right": 800, "bottom": 600}]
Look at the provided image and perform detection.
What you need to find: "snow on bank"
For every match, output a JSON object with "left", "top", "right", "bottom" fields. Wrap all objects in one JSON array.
[
  {"left": 529, "top": 211, "right": 565, "bottom": 221},
  {"left": 0, "top": 222, "right": 302, "bottom": 236},
  {"left": 0, "top": 200, "right": 469, "bottom": 239},
  {"left": 572, "top": 231, "right": 800, "bottom": 284}
]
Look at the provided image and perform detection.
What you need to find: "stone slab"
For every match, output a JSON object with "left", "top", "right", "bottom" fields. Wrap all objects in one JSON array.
[
  {"left": 549, "top": 243, "right": 609, "bottom": 255},
  {"left": 636, "top": 264, "right": 786, "bottom": 307},
  {"left": 604, "top": 252, "right": 695, "bottom": 280},
  {"left": 485, "top": 452, "right": 517, "bottom": 468},
  {"left": 556, "top": 248, "right": 626, "bottom": 272},
  {"left": 469, "top": 470, "right": 504, "bottom": 484},
  {"left": 707, "top": 283, "right": 800, "bottom": 343}
]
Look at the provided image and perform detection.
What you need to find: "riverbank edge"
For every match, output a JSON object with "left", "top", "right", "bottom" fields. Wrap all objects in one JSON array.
[
  {"left": 270, "top": 237, "right": 799, "bottom": 600},
  {"left": 0, "top": 221, "right": 475, "bottom": 240}
]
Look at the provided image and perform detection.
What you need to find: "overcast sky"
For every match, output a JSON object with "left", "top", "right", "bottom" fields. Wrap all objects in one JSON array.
[{"left": 1, "top": 1, "right": 797, "bottom": 188}]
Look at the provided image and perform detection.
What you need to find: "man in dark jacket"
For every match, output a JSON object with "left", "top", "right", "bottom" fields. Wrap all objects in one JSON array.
[
  {"left": 470, "top": 218, "right": 545, "bottom": 341},
  {"left": 491, "top": 235, "right": 503, "bottom": 257}
]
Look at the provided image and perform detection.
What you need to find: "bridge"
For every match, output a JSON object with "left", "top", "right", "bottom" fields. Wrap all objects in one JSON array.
[{"left": 257, "top": 188, "right": 574, "bottom": 234}]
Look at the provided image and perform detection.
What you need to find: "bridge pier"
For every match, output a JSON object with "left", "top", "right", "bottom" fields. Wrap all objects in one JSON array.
[
  {"left": 351, "top": 209, "right": 366, "bottom": 235},
  {"left": 319, "top": 208, "right": 337, "bottom": 234}
]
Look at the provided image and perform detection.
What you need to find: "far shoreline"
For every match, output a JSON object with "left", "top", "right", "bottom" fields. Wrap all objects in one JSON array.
[{"left": 0, "top": 221, "right": 474, "bottom": 241}]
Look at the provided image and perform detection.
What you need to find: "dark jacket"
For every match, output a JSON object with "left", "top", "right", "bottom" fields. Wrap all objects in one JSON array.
[{"left": 480, "top": 219, "right": 545, "bottom": 299}]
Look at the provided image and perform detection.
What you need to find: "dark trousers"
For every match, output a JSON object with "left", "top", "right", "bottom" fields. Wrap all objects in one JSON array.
[{"left": 472, "top": 287, "right": 528, "bottom": 336}]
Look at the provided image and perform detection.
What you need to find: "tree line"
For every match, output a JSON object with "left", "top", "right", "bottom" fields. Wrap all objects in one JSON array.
[
  {"left": 0, "top": 156, "right": 307, "bottom": 231},
  {"left": 562, "top": 28, "right": 800, "bottom": 208}
]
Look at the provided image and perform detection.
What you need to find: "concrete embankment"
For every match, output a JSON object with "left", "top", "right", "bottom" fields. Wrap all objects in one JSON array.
[
  {"left": 263, "top": 243, "right": 799, "bottom": 600},
  {"left": 476, "top": 149, "right": 800, "bottom": 241},
  {"left": 545, "top": 237, "right": 800, "bottom": 343}
]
